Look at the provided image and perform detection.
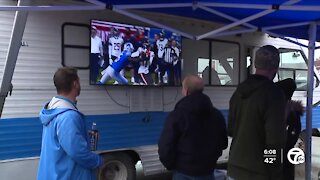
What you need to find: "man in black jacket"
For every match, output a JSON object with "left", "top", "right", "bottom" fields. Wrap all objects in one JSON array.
[
  {"left": 228, "top": 45, "right": 286, "bottom": 180},
  {"left": 158, "top": 75, "right": 228, "bottom": 180},
  {"left": 276, "top": 78, "right": 303, "bottom": 180}
]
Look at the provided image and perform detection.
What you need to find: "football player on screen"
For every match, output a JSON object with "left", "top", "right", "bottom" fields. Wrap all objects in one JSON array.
[
  {"left": 127, "top": 28, "right": 147, "bottom": 84},
  {"left": 171, "top": 39, "right": 182, "bottom": 85},
  {"left": 156, "top": 30, "right": 170, "bottom": 84},
  {"left": 90, "top": 26, "right": 104, "bottom": 84},
  {"left": 161, "top": 41, "right": 178, "bottom": 85},
  {"left": 108, "top": 27, "right": 124, "bottom": 65},
  {"left": 98, "top": 42, "right": 134, "bottom": 85},
  {"left": 156, "top": 30, "right": 168, "bottom": 60},
  {"left": 108, "top": 27, "right": 125, "bottom": 84},
  {"left": 131, "top": 39, "right": 155, "bottom": 85}
]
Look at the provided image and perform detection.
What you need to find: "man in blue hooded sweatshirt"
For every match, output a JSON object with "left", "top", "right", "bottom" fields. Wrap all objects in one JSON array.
[{"left": 37, "top": 67, "right": 103, "bottom": 180}]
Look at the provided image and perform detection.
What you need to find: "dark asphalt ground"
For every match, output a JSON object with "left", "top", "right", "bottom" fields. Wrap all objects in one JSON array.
[
  {"left": 136, "top": 162, "right": 228, "bottom": 180},
  {"left": 137, "top": 171, "right": 172, "bottom": 180}
]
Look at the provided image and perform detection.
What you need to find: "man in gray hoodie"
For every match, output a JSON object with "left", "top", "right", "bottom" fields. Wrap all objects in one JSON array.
[{"left": 227, "top": 45, "right": 286, "bottom": 180}]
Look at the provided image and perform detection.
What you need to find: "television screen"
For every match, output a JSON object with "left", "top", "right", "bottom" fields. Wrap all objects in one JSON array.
[{"left": 90, "top": 20, "right": 182, "bottom": 86}]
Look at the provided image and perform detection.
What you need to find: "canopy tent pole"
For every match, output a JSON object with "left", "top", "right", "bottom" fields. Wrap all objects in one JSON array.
[
  {"left": 0, "top": 0, "right": 30, "bottom": 117},
  {"left": 85, "top": 0, "right": 106, "bottom": 7},
  {"left": 277, "top": 37, "right": 309, "bottom": 48},
  {"left": 196, "top": 0, "right": 300, "bottom": 40},
  {"left": 266, "top": 31, "right": 309, "bottom": 48},
  {"left": 114, "top": 3, "right": 191, "bottom": 9},
  {"left": 197, "top": 1, "right": 304, "bottom": 38},
  {"left": 112, "top": 7, "right": 194, "bottom": 39},
  {"left": 200, "top": 1, "right": 320, "bottom": 11},
  {"left": 280, "top": 5, "right": 320, "bottom": 11},
  {"left": 199, "top": 2, "right": 270, "bottom": 10},
  {"left": 262, "top": 21, "right": 311, "bottom": 31},
  {"left": 198, "top": 3, "right": 305, "bottom": 39},
  {"left": 305, "top": 22, "right": 317, "bottom": 180},
  {"left": 196, "top": 4, "right": 256, "bottom": 29},
  {"left": 0, "top": 5, "right": 104, "bottom": 11},
  {"left": 196, "top": 9, "right": 274, "bottom": 40},
  {"left": 211, "top": 29, "right": 257, "bottom": 38}
]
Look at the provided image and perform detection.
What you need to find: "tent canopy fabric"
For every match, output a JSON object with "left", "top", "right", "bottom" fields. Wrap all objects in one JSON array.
[{"left": 84, "top": 0, "right": 320, "bottom": 41}]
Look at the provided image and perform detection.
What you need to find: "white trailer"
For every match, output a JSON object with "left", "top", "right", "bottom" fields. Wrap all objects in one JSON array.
[{"left": 0, "top": 1, "right": 319, "bottom": 180}]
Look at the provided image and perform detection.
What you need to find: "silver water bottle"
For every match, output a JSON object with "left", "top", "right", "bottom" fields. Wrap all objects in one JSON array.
[{"left": 90, "top": 122, "right": 98, "bottom": 151}]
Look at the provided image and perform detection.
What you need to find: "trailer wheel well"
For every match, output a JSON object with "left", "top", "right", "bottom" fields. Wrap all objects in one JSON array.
[{"left": 98, "top": 151, "right": 139, "bottom": 180}]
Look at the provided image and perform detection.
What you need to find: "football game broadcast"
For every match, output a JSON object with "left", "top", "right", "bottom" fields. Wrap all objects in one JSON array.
[{"left": 90, "top": 19, "right": 182, "bottom": 86}]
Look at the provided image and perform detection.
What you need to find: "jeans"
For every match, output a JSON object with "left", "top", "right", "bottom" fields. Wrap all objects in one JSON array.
[{"left": 173, "top": 172, "right": 215, "bottom": 180}]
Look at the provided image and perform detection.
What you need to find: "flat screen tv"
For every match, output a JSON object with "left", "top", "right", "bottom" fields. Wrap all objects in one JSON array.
[{"left": 90, "top": 19, "right": 182, "bottom": 86}]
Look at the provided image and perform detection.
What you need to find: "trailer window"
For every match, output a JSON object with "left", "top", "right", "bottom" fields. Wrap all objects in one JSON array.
[
  {"left": 62, "top": 23, "right": 90, "bottom": 69},
  {"left": 279, "top": 50, "right": 307, "bottom": 69},
  {"left": 276, "top": 49, "right": 313, "bottom": 90},
  {"left": 199, "top": 41, "right": 239, "bottom": 86}
]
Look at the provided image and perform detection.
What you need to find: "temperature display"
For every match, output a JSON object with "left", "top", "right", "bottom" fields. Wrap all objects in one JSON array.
[{"left": 263, "top": 149, "right": 278, "bottom": 164}]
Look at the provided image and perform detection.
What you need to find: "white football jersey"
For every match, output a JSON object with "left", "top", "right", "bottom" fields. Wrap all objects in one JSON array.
[
  {"left": 131, "top": 47, "right": 145, "bottom": 58},
  {"left": 156, "top": 38, "right": 168, "bottom": 58},
  {"left": 109, "top": 36, "right": 124, "bottom": 58}
]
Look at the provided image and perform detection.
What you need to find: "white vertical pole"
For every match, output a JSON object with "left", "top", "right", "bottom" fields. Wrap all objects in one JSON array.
[
  {"left": 306, "top": 22, "right": 317, "bottom": 180},
  {"left": 0, "top": 0, "right": 29, "bottom": 117}
]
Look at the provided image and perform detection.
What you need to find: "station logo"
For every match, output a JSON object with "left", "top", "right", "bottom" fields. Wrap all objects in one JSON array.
[{"left": 287, "top": 148, "right": 305, "bottom": 165}]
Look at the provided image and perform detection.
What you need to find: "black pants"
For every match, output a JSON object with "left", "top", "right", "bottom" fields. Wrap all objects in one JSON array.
[
  {"left": 139, "top": 73, "right": 153, "bottom": 85},
  {"left": 284, "top": 146, "right": 295, "bottom": 180},
  {"left": 159, "top": 61, "right": 174, "bottom": 85},
  {"left": 174, "top": 60, "right": 182, "bottom": 85},
  {"left": 90, "top": 53, "right": 100, "bottom": 83},
  {"left": 284, "top": 159, "right": 295, "bottom": 180}
]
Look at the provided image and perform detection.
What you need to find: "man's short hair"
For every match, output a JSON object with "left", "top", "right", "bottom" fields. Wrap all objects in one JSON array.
[
  {"left": 53, "top": 67, "right": 78, "bottom": 94},
  {"left": 254, "top": 45, "right": 280, "bottom": 70},
  {"left": 183, "top": 75, "right": 204, "bottom": 94}
]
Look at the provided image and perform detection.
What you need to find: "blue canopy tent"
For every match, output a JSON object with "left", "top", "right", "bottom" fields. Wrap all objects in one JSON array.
[{"left": 0, "top": 0, "right": 319, "bottom": 179}]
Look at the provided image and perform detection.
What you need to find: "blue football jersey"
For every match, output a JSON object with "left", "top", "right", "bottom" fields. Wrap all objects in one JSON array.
[{"left": 111, "top": 50, "right": 131, "bottom": 72}]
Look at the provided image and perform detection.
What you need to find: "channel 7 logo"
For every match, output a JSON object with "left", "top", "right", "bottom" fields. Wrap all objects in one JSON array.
[
  {"left": 287, "top": 148, "right": 305, "bottom": 165},
  {"left": 263, "top": 148, "right": 305, "bottom": 165}
]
